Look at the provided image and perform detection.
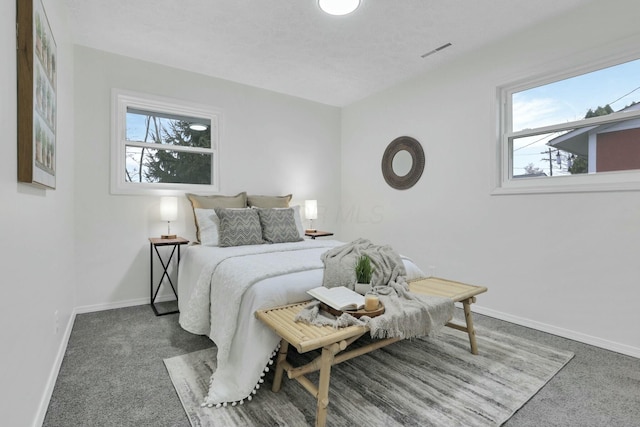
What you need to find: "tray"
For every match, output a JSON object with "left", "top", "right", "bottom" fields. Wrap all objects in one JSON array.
[{"left": 319, "top": 302, "right": 385, "bottom": 319}]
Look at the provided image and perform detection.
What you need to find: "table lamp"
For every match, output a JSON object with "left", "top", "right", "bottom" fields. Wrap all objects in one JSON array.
[
  {"left": 160, "top": 196, "right": 178, "bottom": 239},
  {"left": 305, "top": 200, "right": 318, "bottom": 233}
]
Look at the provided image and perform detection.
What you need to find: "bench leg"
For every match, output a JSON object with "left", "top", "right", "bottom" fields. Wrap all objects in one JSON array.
[
  {"left": 272, "top": 339, "right": 289, "bottom": 392},
  {"left": 315, "top": 345, "right": 335, "bottom": 427},
  {"left": 462, "top": 298, "right": 479, "bottom": 355}
]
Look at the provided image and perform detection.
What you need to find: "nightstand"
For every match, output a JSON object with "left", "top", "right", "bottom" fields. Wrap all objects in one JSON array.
[
  {"left": 149, "top": 236, "right": 189, "bottom": 316},
  {"left": 305, "top": 230, "right": 334, "bottom": 239}
]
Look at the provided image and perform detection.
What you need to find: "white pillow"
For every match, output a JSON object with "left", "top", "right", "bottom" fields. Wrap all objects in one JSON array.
[
  {"left": 290, "top": 205, "right": 305, "bottom": 238},
  {"left": 194, "top": 208, "right": 220, "bottom": 246}
]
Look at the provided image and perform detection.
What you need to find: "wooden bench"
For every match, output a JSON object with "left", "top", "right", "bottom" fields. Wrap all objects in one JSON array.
[
  {"left": 255, "top": 277, "right": 487, "bottom": 427},
  {"left": 408, "top": 277, "right": 487, "bottom": 355}
]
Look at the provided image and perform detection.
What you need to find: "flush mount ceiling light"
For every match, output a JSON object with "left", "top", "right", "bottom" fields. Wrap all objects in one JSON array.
[{"left": 318, "top": 0, "right": 361, "bottom": 16}]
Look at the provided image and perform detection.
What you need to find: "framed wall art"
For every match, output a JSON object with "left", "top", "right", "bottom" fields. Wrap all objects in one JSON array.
[{"left": 17, "top": 0, "right": 57, "bottom": 189}]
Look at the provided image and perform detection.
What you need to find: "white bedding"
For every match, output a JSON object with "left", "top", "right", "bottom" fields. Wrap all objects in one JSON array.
[{"left": 177, "top": 239, "right": 425, "bottom": 406}]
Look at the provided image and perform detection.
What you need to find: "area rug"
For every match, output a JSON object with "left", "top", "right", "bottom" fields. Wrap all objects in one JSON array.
[{"left": 164, "top": 326, "right": 574, "bottom": 426}]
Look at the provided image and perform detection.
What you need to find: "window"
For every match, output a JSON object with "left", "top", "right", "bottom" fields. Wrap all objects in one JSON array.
[
  {"left": 111, "top": 90, "right": 220, "bottom": 194},
  {"left": 496, "top": 56, "right": 640, "bottom": 194}
]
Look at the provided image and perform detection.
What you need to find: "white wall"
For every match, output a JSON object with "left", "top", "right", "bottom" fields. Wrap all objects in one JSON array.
[
  {"left": 4, "top": 1, "right": 638, "bottom": 424},
  {"left": 341, "top": 0, "right": 640, "bottom": 357},
  {"left": 73, "top": 46, "right": 342, "bottom": 309},
  {"left": 0, "top": 0, "right": 76, "bottom": 425}
]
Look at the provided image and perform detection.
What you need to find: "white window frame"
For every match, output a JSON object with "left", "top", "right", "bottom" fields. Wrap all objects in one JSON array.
[
  {"left": 494, "top": 52, "right": 640, "bottom": 195},
  {"left": 111, "top": 89, "right": 221, "bottom": 195}
]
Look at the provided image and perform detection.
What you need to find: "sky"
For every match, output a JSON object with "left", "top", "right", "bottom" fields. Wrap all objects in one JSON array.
[{"left": 510, "top": 57, "right": 640, "bottom": 176}]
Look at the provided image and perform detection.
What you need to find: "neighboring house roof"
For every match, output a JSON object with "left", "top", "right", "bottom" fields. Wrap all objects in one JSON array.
[{"left": 547, "top": 102, "right": 640, "bottom": 155}]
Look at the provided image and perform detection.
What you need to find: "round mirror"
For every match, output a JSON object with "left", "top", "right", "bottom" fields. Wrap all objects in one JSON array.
[
  {"left": 381, "top": 136, "right": 425, "bottom": 190},
  {"left": 392, "top": 150, "right": 413, "bottom": 177}
]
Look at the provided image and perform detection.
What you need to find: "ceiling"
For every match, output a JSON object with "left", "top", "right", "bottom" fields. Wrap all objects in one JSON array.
[{"left": 64, "top": 0, "right": 592, "bottom": 107}]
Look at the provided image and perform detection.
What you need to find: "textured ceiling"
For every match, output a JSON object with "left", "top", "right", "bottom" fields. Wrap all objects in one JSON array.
[{"left": 64, "top": 0, "right": 592, "bottom": 106}]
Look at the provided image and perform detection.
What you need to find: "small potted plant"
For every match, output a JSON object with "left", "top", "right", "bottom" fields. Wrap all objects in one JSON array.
[{"left": 354, "top": 254, "right": 374, "bottom": 295}]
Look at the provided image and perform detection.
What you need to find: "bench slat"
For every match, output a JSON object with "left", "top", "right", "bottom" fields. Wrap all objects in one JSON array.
[{"left": 409, "top": 277, "right": 487, "bottom": 302}]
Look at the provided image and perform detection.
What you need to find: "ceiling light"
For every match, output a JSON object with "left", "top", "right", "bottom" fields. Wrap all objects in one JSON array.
[
  {"left": 318, "top": 0, "right": 360, "bottom": 16},
  {"left": 189, "top": 124, "right": 208, "bottom": 131}
]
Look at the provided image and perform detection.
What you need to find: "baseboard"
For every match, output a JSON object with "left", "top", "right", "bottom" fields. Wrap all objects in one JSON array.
[
  {"left": 472, "top": 305, "right": 640, "bottom": 359},
  {"left": 33, "top": 308, "right": 77, "bottom": 427},
  {"left": 74, "top": 294, "right": 176, "bottom": 314}
]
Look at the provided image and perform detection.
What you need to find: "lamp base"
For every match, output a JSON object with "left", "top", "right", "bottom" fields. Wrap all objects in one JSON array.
[
  {"left": 161, "top": 234, "right": 177, "bottom": 239},
  {"left": 305, "top": 229, "right": 317, "bottom": 233}
]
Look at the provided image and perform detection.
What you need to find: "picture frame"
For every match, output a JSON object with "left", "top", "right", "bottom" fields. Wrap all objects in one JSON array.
[{"left": 17, "top": 0, "right": 57, "bottom": 189}]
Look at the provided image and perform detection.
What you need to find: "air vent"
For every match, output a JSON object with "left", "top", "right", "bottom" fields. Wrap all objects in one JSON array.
[{"left": 421, "top": 42, "right": 453, "bottom": 59}]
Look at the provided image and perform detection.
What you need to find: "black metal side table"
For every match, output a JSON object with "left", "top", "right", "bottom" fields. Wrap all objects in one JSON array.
[{"left": 149, "top": 237, "right": 189, "bottom": 316}]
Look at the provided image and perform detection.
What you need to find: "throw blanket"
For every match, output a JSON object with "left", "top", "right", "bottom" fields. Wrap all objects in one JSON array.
[
  {"left": 321, "top": 238, "right": 406, "bottom": 289},
  {"left": 296, "top": 281, "right": 454, "bottom": 339},
  {"left": 179, "top": 241, "right": 340, "bottom": 407},
  {"left": 300, "top": 239, "right": 454, "bottom": 339}
]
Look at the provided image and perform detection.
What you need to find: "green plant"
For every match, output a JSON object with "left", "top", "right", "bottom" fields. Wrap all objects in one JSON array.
[{"left": 355, "top": 255, "right": 374, "bottom": 284}]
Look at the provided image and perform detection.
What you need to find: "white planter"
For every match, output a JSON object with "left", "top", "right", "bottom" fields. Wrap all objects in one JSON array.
[{"left": 355, "top": 282, "right": 372, "bottom": 295}]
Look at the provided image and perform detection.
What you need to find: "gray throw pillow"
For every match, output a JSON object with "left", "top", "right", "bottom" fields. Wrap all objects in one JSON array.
[
  {"left": 256, "top": 208, "right": 304, "bottom": 244},
  {"left": 214, "top": 208, "right": 264, "bottom": 247}
]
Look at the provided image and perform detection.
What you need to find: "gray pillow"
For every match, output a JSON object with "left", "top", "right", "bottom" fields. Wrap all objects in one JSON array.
[
  {"left": 214, "top": 208, "right": 264, "bottom": 247},
  {"left": 256, "top": 208, "right": 304, "bottom": 244}
]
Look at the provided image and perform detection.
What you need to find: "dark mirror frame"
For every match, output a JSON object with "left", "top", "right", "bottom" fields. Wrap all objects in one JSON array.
[{"left": 381, "top": 136, "right": 425, "bottom": 190}]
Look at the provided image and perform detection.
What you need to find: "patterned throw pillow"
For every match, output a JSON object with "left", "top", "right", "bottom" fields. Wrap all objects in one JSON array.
[
  {"left": 214, "top": 208, "right": 264, "bottom": 247},
  {"left": 256, "top": 208, "right": 304, "bottom": 244}
]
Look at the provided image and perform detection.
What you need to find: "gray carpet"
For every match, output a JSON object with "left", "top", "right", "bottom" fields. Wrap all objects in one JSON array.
[
  {"left": 164, "top": 327, "right": 573, "bottom": 426},
  {"left": 43, "top": 303, "right": 640, "bottom": 427}
]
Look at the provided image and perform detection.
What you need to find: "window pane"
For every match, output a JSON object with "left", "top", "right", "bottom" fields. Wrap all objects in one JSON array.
[
  {"left": 512, "top": 114, "right": 640, "bottom": 177},
  {"left": 125, "top": 146, "right": 212, "bottom": 184},
  {"left": 126, "top": 108, "right": 212, "bottom": 149},
  {"left": 512, "top": 58, "right": 640, "bottom": 132},
  {"left": 512, "top": 132, "right": 581, "bottom": 178}
]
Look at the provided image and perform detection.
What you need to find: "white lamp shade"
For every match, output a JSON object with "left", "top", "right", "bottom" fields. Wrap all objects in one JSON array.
[
  {"left": 318, "top": 0, "right": 360, "bottom": 15},
  {"left": 305, "top": 200, "right": 318, "bottom": 220},
  {"left": 160, "top": 196, "right": 178, "bottom": 221}
]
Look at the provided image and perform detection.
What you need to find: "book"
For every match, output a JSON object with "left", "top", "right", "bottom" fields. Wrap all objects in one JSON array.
[{"left": 307, "top": 286, "right": 365, "bottom": 311}]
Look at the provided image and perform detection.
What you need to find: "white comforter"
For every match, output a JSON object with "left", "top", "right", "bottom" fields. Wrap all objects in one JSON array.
[{"left": 178, "top": 239, "right": 425, "bottom": 406}]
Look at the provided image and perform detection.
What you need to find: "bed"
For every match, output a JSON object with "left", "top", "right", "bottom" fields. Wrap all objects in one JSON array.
[
  {"left": 176, "top": 193, "right": 427, "bottom": 407},
  {"left": 178, "top": 241, "right": 427, "bottom": 406}
]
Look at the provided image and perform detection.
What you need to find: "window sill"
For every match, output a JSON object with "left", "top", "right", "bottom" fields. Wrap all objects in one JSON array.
[
  {"left": 110, "top": 181, "right": 219, "bottom": 196},
  {"left": 492, "top": 171, "right": 640, "bottom": 195}
]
